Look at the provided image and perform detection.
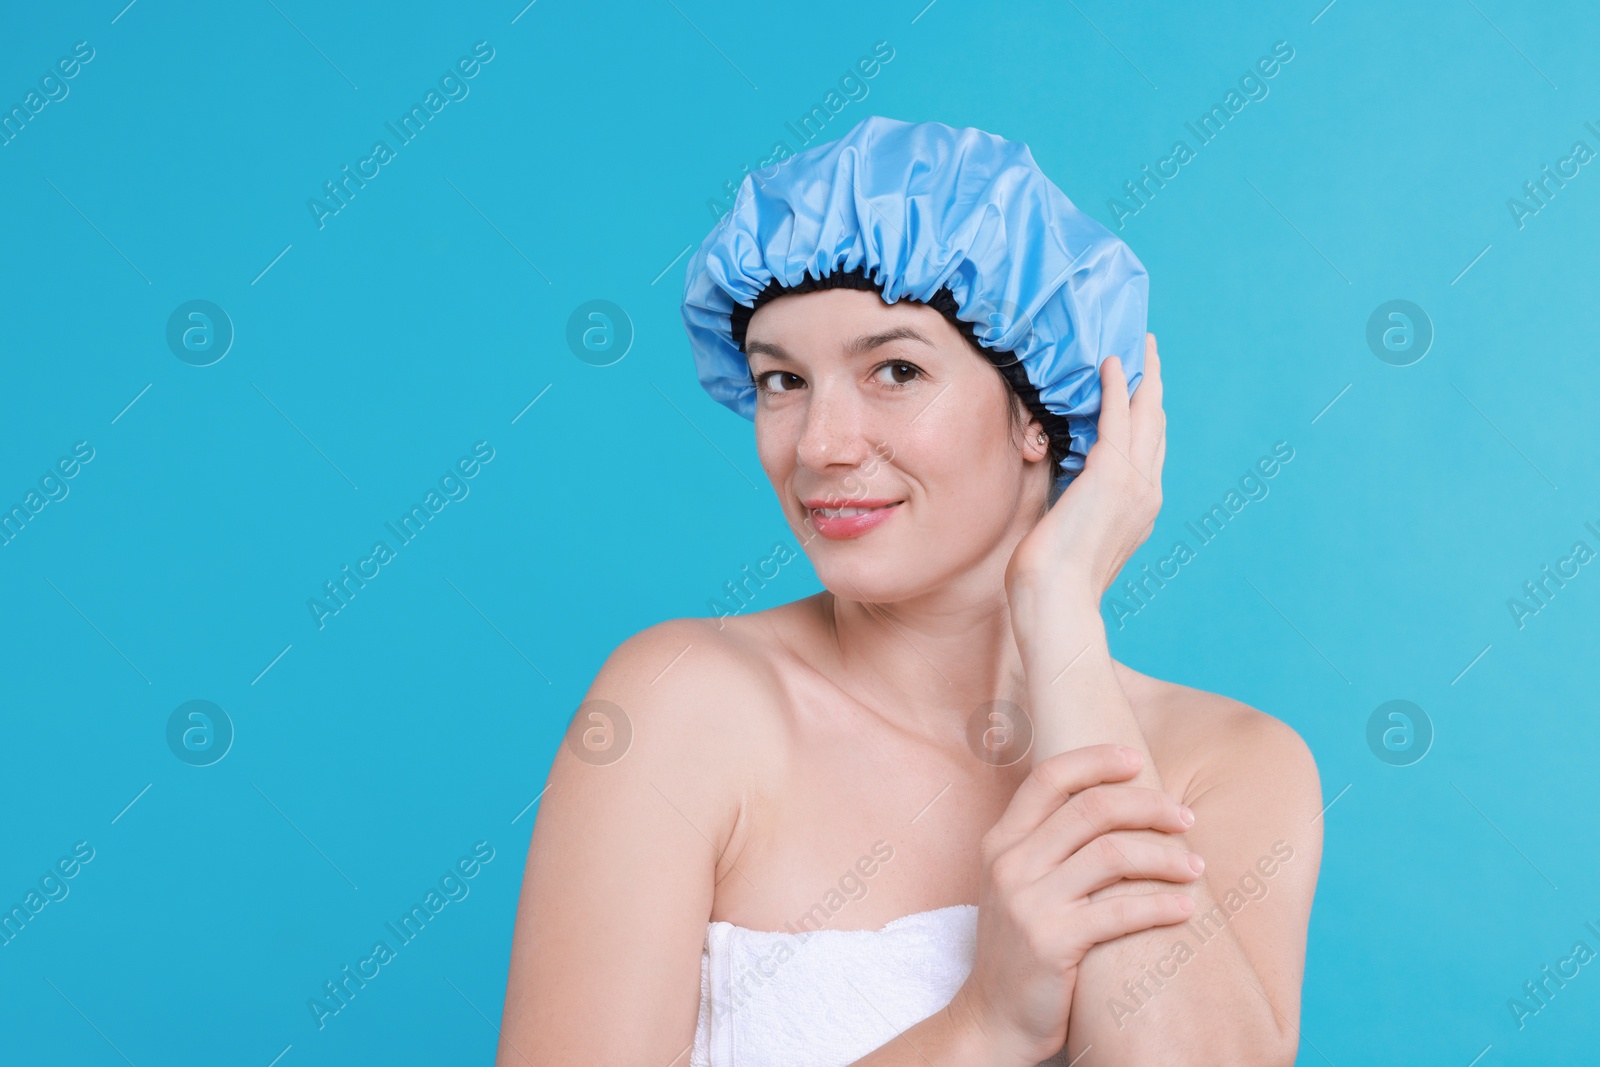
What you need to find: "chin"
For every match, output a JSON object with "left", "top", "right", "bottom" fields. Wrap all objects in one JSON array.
[
  {"left": 818, "top": 570, "right": 916, "bottom": 605},
  {"left": 808, "top": 547, "right": 928, "bottom": 604}
]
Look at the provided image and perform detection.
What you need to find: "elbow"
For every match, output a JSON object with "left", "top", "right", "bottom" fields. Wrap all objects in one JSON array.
[
  {"left": 1116, "top": 1015, "right": 1297, "bottom": 1067},
  {"left": 1236, "top": 1016, "right": 1300, "bottom": 1067},
  {"left": 1266, "top": 1024, "right": 1301, "bottom": 1067},
  {"left": 1197, "top": 1008, "right": 1298, "bottom": 1067},
  {"left": 1226, "top": 972, "right": 1301, "bottom": 1067}
]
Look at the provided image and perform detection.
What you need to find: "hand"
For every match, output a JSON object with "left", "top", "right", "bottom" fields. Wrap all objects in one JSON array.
[
  {"left": 948, "top": 743, "right": 1202, "bottom": 1064},
  {"left": 1005, "top": 334, "right": 1166, "bottom": 609}
]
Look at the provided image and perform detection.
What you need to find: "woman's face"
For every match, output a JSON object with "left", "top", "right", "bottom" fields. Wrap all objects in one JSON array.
[{"left": 744, "top": 287, "right": 1051, "bottom": 602}]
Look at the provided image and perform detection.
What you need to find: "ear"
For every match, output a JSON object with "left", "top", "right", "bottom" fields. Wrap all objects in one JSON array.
[
  {"left": 1023, "top": 416, "right": 1052, "bottom": 463},
  {"left": 1005, "top": 392, "right": 1052, "bottom": 467}
]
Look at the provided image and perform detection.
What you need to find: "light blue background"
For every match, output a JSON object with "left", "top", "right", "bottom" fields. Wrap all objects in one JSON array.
[{"left": 2, "top": 1, "right": 1597, "bottom": 1063}]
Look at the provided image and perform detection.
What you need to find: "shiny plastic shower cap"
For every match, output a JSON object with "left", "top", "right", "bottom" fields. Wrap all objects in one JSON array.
[{"left": 680, "top": 114, "right": 1149, "bottom": 479}]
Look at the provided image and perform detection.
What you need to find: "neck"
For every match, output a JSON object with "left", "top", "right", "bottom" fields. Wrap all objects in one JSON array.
[
  {"left": 817, "top": 567, "right": 1033, "bottom": 748},
  {"left": 807, "top": 468, "right": 1062, "bottom": 746}
]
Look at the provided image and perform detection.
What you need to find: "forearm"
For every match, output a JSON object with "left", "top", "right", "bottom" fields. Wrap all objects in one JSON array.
[
  {"left": 1076, "top": 872, "right": 1290, "bottom": 1064},
  {"left": 1010, "top": 587, "right": 1287, "bottom": 1063},
  {"left": 845, "top": 991, "right": 1042, "bottom": 1067},
  {"left": 1010, "top": 582, "right": 1161, "bottom": 788}
]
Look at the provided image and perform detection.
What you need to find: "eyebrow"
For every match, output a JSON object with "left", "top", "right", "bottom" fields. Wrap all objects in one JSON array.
[{"left": 745, "top": 326, "right": 936, "bottom": 361}]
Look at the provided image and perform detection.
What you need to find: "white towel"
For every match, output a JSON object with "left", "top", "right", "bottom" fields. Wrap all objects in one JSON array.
[{"left": 690, "top": 904, "right": 982, "bottom": 1066}]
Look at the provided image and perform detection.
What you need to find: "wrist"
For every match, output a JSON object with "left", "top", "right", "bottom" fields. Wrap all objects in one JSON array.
[
  {"left": 945, "top": 984, "right": 1049, "bottom": 1067},
  {"left": 1008, "top": 581, "right": 1107, "bottom": 653},
  {"left": 1005, "top": 552, "right": 1096, "bottom": 597}
]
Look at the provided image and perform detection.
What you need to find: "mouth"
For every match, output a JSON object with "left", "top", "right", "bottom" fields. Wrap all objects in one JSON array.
[{"left": 801, "top": 498, "right": 903, "bottom": 540}]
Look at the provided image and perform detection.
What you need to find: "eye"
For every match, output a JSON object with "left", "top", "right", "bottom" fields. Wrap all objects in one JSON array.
[
  {"left": 753, "top": 370, "right": 804, "bottom": 394},
  {"left": 873, "top": 360, "right": 923, "bottom": 389}
]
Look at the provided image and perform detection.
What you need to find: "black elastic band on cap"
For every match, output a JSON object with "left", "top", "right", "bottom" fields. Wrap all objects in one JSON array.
[
  {"left": 729, "top": 263, "right": 1076, "bottom": 476},
  {"left": 728, "top": 266, "right": 886, "bottom": 350}
]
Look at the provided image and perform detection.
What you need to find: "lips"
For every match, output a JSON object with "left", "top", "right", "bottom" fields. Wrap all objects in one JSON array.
[{"left": 801, "top": 497, "right": 902, "bottom": 540}]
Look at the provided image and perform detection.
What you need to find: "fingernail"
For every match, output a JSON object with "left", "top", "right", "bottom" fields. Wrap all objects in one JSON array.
[
  {"left": 1121, "top": 747, "right": 1142, "bottom": 769},
  {"left": 1179, "top": 805, "right": 1195, "bottom": 826},
  {"left": 1186, "top": 852, "right": 1205, "bottom": 874}
]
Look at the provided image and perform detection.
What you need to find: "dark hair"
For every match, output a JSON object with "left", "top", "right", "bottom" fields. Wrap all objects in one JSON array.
[{"left": 729, "top": 264, "right": 1074, "bottom": 496}]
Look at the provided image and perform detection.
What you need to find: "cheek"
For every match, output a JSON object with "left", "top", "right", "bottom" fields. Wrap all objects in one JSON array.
[
  {"left": 893, "top": 419, "right": 960, "bottom": 475},
  {"left": 753, "top": 409, "right": 797, "bottom": 474},
  {"left": 910, "top": 393, "right": 1014, "bottom": 475}
]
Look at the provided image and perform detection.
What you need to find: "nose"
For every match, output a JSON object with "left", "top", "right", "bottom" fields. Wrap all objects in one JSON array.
[{"left": 795, "top": 377, "right": 876, "bottom": 473}]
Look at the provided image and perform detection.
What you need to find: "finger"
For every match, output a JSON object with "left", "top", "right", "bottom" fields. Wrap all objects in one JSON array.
[
  {"left": 1020, "top": 783, "right": 1193, "bottom": 875},
  {"left": 1092, "top": 355, "right": 1131, "bottom": 460},
  {"left": 989, "top": 745, "right": 1143, "bottom": 843},
  {"left": 1130, "top": 335, "right": 1163, "bottom": 476},
  {"left": 1070, "top": 890, "right": 1196, "bottom": 948},
  {"left": 1043, "top": 834, "right": 1202, "bottom": 901}
]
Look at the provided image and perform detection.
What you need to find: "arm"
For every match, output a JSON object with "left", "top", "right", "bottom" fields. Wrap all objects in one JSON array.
[
  {"left": 496, "top": 619, "right": 747, "bottom": 1066},
  {"left": 842, "top": 996, "right": 1045, "bottom": 1067},
  {"left": 1004, "top": 339, "right": 1321, "bottom": 1063},
  {"left": 1009, "top": 594, "right": 1322, "bottom": 1065},
  {"left": 845, "top": 738, "right": 1210, "bottom": 1067}
]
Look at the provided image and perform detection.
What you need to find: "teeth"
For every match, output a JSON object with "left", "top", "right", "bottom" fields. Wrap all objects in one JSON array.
[{"left": 816, "top": 506, "right": 877, "bottom": 518}]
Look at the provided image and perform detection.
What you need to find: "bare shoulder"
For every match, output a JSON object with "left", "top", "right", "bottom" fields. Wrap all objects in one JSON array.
[
  {"left": 576, "top": 613, "right": 796, "bottom": 822},
  {"left": 578, "top": 615, "right": 786, "bottom": 785},
  {"left": 1118, "top": 662, "right": 1324, "bottom": 903},
  {"left": 498, "top": 615, "right": 787, "bottom": 1061},
  {"left": 1116, "top": 661, "right": 1320, "bottom": 816},
  {"left": 593, "top": 614, "right": 763, "bottom": 701},
  {"left": 538, "top": 615, "right": 772, "bottom": 861}
]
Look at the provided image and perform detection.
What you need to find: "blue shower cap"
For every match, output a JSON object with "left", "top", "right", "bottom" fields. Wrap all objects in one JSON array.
[{"left": 680, "top": 114, "right": 1149, "bottom": 479}]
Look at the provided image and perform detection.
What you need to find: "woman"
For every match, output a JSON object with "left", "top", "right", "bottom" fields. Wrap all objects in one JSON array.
[{"left": 498, "top": 117, "right": 1322, "bottom": 1066}]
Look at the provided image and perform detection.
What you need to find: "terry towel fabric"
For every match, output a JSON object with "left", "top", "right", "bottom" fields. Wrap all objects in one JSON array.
[{"left": 690, "top": 903, "right": 1076, "bottom": 1066}]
